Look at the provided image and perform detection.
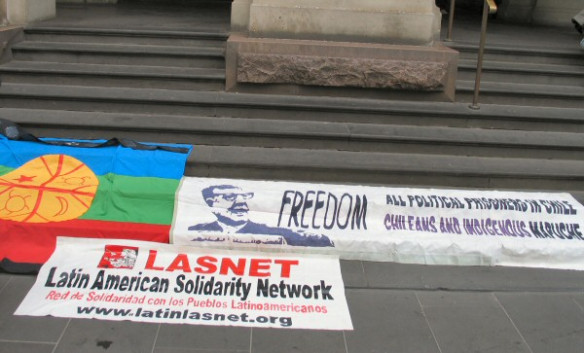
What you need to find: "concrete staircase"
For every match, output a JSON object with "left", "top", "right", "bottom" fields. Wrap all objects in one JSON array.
[
  {"left": 1, "top": 27, "right": 227, "bottom": 90},
  {"left": 451, "top": 41, "right": 584, "bottom": 108},
  {"left": 0, "top": 6, "right": 582, "bottom": 200}
]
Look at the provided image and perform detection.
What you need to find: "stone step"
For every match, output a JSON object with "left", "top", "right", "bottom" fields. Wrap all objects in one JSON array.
[
  {"left": 4, "top": 106, "right": 584, "bottom": 201},
  {"left": 456, "top": 80, "right": 584, "bottom": 108},
  {"left": 0, "top": 83, "right": 582, "bottom": 132},
  {"left": 0, "top": 61, "right": 225, "bottom": 91},
  {"left": 457, "top": 59, "right": 584, "bottom": 87},
  {"left": 24, "top": 27, "right": 228, "bottom": 48},
  {"left": 11, "top": 41, "right": 225, "bottom": 68},
  {"left": 2, "top": 108, "right": 582, "bottom": 160},
  {"left": 186, "top": 145, "right": 584, "bottom": 192},
  {"left": 7, "top": 105, "right": 578, "bottom": 192},
  {"left": 447, "top": 41, "right": 584, "bottom": 66}
]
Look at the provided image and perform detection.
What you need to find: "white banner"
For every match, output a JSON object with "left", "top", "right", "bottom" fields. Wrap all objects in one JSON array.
[
  {"left": 15, "top": 237, "right": 352, "bottom": 330},
  {"left": 171, "top": 177, "right": 584, "bottom": 270}
]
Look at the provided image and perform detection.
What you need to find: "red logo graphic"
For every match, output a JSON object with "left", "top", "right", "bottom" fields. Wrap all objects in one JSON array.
[{"left": 98, "top": 245, "right": 139, "bottom": 269}]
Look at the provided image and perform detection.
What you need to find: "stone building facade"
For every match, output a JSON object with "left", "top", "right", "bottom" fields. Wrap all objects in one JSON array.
[{"left": 1, "top": 0, "right": 582, "bottom": 27}]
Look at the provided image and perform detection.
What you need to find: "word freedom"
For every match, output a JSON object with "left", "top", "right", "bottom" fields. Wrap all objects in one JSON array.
[{"left": 278, "top": 190, "right": 368, "bottom": 230}]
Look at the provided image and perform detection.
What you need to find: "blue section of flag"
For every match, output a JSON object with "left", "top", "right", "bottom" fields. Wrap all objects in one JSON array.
[{"left": 0, "top": 136, "right": 192, "bottom": 179}]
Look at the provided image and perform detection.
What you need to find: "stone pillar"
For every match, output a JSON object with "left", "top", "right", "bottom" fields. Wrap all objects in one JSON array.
[
  {"left": 3, "top": 0, "right": 56, "bottom": 25},
  {"left": 246, "top": 0, "right": 442, "bottom": 45},
  {"left": 227, "top": 0, "right": 458, "bottom": 101},
  {"left": 231, "top": 0, "right": 252, "bottom": 33}
]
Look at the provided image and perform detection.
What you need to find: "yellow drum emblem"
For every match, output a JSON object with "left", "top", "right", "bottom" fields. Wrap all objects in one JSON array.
[{"left": 0, "top": 154, "right": 99, "bottom": 223}]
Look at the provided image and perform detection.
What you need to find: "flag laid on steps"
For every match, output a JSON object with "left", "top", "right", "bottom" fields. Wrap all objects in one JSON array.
[{"left": 0, "top": 119, "right": 191, "bottom": 272}]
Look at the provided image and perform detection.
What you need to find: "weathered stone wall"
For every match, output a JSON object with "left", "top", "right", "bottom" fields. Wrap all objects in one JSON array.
[
  {"left": 237, "top": 53, "right": 448, "bottom": 91},
  {"left": 226, "top": 34, "right": 459, "bottom": 101}
]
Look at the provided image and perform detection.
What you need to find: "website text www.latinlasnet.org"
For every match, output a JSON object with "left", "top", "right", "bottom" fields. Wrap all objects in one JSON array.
[{"left": 77, "top": 306, "right": 293, "bottom": 327}]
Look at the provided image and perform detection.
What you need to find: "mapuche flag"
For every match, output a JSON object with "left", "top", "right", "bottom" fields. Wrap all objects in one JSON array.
[{"left": 0, "top": 120, "right": 191, "bottom": 272}]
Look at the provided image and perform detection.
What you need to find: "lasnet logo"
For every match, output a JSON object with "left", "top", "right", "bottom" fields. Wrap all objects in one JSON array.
[{"left": 98, "top": 245, "right": 139, "bottom": 269}]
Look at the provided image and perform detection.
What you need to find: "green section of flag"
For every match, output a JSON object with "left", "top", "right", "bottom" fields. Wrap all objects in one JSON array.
[
  {"left": 0, "top": 165, "right": 11, "bottom": 175},
  {"left": 80, "top": 173, "right": 179, "bottom": 225}
]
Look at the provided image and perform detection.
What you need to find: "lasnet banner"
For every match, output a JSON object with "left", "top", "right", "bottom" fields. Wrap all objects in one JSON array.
[
  {"left": 171, "top": 177, "right": 584, "bottom": 270},
  {"left": 15, "top": 237, "right": 353, "bottom": 330}
]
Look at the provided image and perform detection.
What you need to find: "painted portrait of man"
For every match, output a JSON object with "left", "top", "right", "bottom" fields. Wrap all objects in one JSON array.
[{"left": 189, "top": 184, "right": 334, "bottom": 247}]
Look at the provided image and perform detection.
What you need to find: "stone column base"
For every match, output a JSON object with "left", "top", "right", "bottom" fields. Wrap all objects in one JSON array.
[
  {"left": 0, "top": 25, "right": 23, "bottom": 64},
  {"left": 226, "top": 34, "right": 459, "bottom": 102}
]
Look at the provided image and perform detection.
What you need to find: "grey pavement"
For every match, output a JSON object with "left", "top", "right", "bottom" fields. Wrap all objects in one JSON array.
[{"left": 2, "top": 262, "right": 584, "bottom": 353}]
